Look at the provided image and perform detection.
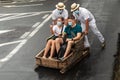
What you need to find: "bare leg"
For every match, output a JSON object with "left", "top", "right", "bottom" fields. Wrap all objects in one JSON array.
[
  {"left": 55, "top": 38, "right": 63, "bottom": 53},
  {"left": 63, "top": 41, "right": 74, "bottom": 58},
  {"left": 43, "top": 40, "right": 53, "bottom": 58},
  {"left": 49, "top": 41, "right": 56, "bottom": 58}
]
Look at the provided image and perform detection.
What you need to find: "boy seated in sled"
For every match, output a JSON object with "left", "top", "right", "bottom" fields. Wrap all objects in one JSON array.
[{"left": 55, "top": 15, "right": 82, "bottom": 60}]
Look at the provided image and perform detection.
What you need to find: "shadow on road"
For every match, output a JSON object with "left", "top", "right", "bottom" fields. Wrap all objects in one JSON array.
[{"left": 34, "top": 57, "right": 92, "bottom": 80}]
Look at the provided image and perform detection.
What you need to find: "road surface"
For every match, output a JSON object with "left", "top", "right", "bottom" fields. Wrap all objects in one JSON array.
[{"left": 0, "top": 0, "right": 120, "bottom": 80}]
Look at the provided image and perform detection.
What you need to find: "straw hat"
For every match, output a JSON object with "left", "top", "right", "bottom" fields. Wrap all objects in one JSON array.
[
  {"left": 71, "top": 3, "right": 80, "bottom": 12},
  {"left": 56, "top": 2, "right": 65, "bottom": 9}
]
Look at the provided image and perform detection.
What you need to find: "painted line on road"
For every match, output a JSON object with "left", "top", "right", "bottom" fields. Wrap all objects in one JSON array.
[
  {"left": 0, "top": 39, "right": 27, "bottom": 62},
  {"left": 0, "top": 14, "right": 52, "bottom": 63},
  {"left": 0, "top": 11, "right": 52, "bottom": 16},
  {"left": 39, "top": 0, "right": 46, "bottom": 1},
  {"left": 32, "top": 22, "right": 41, "bottom": 28},
  {"left": 0, "top": 14, "right": 12, "bottom": 18},
  {"left": 42, "top": 14, "right": 49, "bottom": 19},
  {"left": 28, "top": 14, "right": 52, "bottom": 38},
  {"left": 0, "top": 29, "right": 15, "bottom": 34},
  {"left": 63, "top": 0, "right": 68, "bottom": 3},
  {"left": 0, "top": 13, "right": 39, "bottom": 21},
  {"left": 12, "top": 1, "right": 17, "bottom": 3},
  {"left": 0, "top": 13, "right": 28, "bottom": 21},
  {"left": 0, "top": 40, "right": 23, "bottom": 47},
  {"left": 20, "top": 32, "right": 30, "bottom": 39},
  {"left": 30, "top": 0, "right": 46, "bottom": 2},
  {"left": 0, "top": 11, "right": 52, "bottom": 22},
  {"left": 3, "top": 4, "right": 43, "bottom": 8}
]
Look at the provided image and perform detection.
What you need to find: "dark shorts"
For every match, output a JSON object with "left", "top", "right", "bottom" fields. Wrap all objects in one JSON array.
[{"left": 47, "top": 35, "right": 58, "bottom": 41}]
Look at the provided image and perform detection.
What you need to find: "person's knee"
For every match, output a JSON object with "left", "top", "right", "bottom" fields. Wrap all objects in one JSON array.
[
  {"left": 55, "top": 38, "right": 62, "bottom": 44},
  {"left": 48, "top": 39, "right": 53, "bottom": 43},
  {"left": 55, "top": 38, "right": 59, "bottom": 42},
  {"left": 52, "top": 41, "right": 55, "bottom": 45},
  {"left": 47, "top": 40, "right": 52, "bottom": 45},
  {"left": 68, "top": 41, "right": 73, "bottom": 46}
]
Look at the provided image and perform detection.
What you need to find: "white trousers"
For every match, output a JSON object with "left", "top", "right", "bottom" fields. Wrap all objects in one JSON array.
[{"left": 81, "top": 21, "right": 105, "bottom": 47}]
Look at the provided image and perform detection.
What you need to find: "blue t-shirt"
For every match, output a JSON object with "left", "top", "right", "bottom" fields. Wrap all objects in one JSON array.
[{"left": 64, "top": 24, "right": 82, "bottom": 38}]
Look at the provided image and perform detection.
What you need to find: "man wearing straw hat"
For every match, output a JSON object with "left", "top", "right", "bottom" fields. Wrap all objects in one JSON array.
[
  {"left": 71, "top": 3, "right": 105, "bottom": 49},
  {"left": 52, "top": 2, "right": 68, "bottom": 25},
  {"left": 50, "top": 2, "right": 68, "bottom": 34}
]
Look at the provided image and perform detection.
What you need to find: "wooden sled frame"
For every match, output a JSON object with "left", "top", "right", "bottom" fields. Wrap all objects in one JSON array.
[{"left": 35, "top": 34, "right": 90, "bottom": 74}]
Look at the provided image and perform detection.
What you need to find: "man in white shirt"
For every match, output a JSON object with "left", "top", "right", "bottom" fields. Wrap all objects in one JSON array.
[
  {"left": 71, "top": 3, "right": 105, "bottom": 49},
  {"left": 52, "top": 2, "right": 68, "bottom": 25}
]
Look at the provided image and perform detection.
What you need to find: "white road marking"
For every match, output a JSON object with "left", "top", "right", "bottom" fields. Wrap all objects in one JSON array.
[
  {"left": 0, "top": 13, "right": 52, "bottom": 63},
  {"left": 12, "top": 1, "right": 17, "bottom": 3},
  {"left": 3, "top": 4, "right": 43, "bottom": 8},
  {"left": 0, "top": 11, "right": 52, "bottom": 21},
  {"left": 28, "top": 14, "right": 52, "bottom": 38},
  {"left": 63, "top": 0, "right": 68, "bottom": 3},
  {"left": 0, "top": 39, "right": 27, "bottom": 62},
  {"left": 0, "top": 11, "right": 52, "bottom": 16},
  {"left": 0, "top": 14, "right": 12, "bottom": 18},
  {"left": 39, "top": 0, "right": 46, "bottom": 1},
  {"left": 0, "top": 40, "right": 23, "bottom": 47},
  {"left": 20, "top": 32, "right": 30, "bottom": 39},
  {"left": 0, "top": 13, "right": 39, "bottom": 21},
  {"left": 0, "top": 13, "right": 28, "bottom": 21},
  {"left": 42, "top": 14, "right": 49, "bottom": 19},
  {"left": 32, "top": 22, "right": 41, "bottom": 28},
  {"left": 30, "top": 0, "right": 46, "bottom": 2},
  {"left": 0, "top": 29, "right": 15, "bottom": 34}
]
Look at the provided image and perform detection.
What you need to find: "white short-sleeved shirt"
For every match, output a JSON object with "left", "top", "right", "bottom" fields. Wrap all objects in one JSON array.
[
  {"left": 73, "top": 7, "right": 96, "bottom": 23},
  {"left": 52, "top": 9, "right": 68, "bottom": 20},
  {"left": 52, "top": 25, "right": 65, "bottom": 36}
]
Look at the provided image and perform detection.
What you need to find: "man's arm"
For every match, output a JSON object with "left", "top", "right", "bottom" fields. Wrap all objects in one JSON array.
[
  {"left": 52, "top": 11, "right": 57, "bottom": 25},
  {"left": 64, "top": 10, "right": 68, "bottom": 26},
  {"left": 83, "top": 11, "right": 89, "bottom": 35},
  {"left": 50, "top": 25, "right": 54, "bottom": 34},
  {"left": 61, "top": 32, "right": 66, "bottom": 38},
  {"left": 85, "top": 19, "right": 89, "bottom": 34},
  {"left": 64, "top": 19, "right": 68, "bottom": 26},
  {"left": 52, "top": 20, "right": 57, "bottom": 25},
  {"left": 72, "top": 33, "right": 81, "bottom": 41}
]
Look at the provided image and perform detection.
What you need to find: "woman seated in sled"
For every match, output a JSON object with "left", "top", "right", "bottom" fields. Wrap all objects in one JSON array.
[{"left": 42, "top": 17, "right": 65, "bottom": 59}]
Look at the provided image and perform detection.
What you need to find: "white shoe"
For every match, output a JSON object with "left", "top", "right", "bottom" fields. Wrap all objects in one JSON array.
[{"left": 101, "top": 41, "right": 106, "bottom": 49}]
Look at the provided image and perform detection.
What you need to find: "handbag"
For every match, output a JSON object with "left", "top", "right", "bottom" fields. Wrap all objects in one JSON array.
[
  {"left": 57, "top": 42, "right": 67, "bottom": 58},
  {"left": 46, "top": 35, "right": 58, "bottom": 41}
]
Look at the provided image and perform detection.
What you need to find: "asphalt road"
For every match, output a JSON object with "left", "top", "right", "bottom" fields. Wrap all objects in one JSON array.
[{"left": 0, "top": 0, "right": 119, "bottom": 80}]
